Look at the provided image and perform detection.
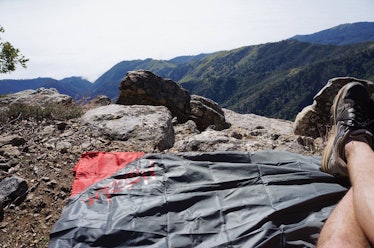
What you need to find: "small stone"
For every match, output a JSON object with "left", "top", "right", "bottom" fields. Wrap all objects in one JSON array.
[
  {"left": 56, "top": 141, "right": 72, "bottom": 153},
  {"left": 271, "top": 134, "right": 281, "bottom": 141},
  {"left": 60, "top": 186, "right": 70, "bottom": 193},
  {"left": 41, "top": 126, "right": 55, "bottom": 136},
  {"left": 0, "top": 162, "right": 10, "bottom": 171},
  {"left": 81, "top": 142, "right": 91, "bottom": 149},
  {"left": 56, "top": 122, "right": 68, "bottom": 131},
  {"left": 44, "top": 188, "right": 52, "bottom": 194},
  {"left": 250, "top": 129, "right": 266, "bottom": 136},
  {"left": 45, "top": 214, "right": 53, "bottom": 221},
  {"left": 230, "top": 131, "right": 243, "bottom": 139},
  {"left": 0, "top": 222, "right": 8, "bottom": 229},
  {"left": 0, "top": 145, "right": 21, "bottom": 157},
  {"left": 26, "top": 193, "right": 34, "bottom": 202},
  {"left": 46, "top": 180, "right": 57, "bottom": 189},
  {"left": 7, "top": 167, "right": 19, "bottom": 174},
  {"left": 0, "top": 135, "right": 26, "bottom": 147},
  {"left": 61, "top": 130, "right": 74, "bottom": 137},
  {"left": 37, "top": 154, "right": 47, "bottom": 160},
  {"left": 41, "top": 177, "right": 50, "bottom": 182}
]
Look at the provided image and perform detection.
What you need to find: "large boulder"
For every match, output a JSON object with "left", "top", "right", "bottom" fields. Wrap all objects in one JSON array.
[
  {"left": 81, "top": 104, "right": 175, "bottom": 151},
  {"left": 190, "top": 95, "right": 231, "bottom": 131},
  {"left": 116, "top": 70, "right": 191, "bottom": 123},
  {"left": 294, "top": 77, "right": 374, "bottom": 138}
]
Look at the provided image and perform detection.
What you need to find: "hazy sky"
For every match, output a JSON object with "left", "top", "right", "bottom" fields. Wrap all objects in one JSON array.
[{"left": 0, "top": 0, "right": 373, "bottom": 82}]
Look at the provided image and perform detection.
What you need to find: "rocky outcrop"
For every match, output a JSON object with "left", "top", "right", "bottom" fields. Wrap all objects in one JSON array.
[
  {"left": 81, "top": 104, "right": 175, "bottom": 151},
  {"left": 168, "top": 108, "right": 320, "bottom": 154},
  {"left": 190, "top": 95, "right": 231, "bottom": 131},
  {"left": 294, "top": 77, "right": 374, "bottom": 138},
  {"left": 0, "top": 88, "right": 73, "bottom": 107},
  {"left": 116, "top": 70, "right": 231, "bottom": 132},
  {"left": 116, "top": 70, "right": 191, "bottom": 122}
]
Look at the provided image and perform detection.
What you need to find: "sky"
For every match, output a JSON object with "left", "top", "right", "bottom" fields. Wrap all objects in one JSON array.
[{"left": 0, "top": 0, "right": 373, "bottom": 82}]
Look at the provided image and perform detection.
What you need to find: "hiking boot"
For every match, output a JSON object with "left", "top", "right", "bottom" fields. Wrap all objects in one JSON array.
[{"left": 321, "top": 82, "right": 374, "bottom": 176}]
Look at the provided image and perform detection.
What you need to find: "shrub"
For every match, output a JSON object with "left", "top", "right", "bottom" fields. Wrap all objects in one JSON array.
[{"left": 0, "top": 103, "right": 83, "bottom": 123}]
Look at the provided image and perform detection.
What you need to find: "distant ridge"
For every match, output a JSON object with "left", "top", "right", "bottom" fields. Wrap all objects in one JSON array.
[
  {"left": 290, "top": 22, "right": 374, "bottom": 45},
  {"left": 0, "top": 77, "right": 91, "bottom": 99}
]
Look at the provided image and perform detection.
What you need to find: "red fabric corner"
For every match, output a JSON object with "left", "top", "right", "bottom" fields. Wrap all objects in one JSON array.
[{"left": 70, "top": 151, "right": 145, "bottom": 197}]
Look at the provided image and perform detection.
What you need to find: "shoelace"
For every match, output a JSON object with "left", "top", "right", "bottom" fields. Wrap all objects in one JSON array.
[{"left": 342, "top": 104, "right": 374, "bottom": 129}]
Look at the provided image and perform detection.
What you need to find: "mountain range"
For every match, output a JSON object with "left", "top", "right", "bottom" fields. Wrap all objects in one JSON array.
[{"left": 1, "top": 21, "right": 374, "bottom": 120}]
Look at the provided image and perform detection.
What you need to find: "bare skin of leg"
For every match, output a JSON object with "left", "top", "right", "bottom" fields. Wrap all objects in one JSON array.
[
  {"left": 345, "top": 140, "right": 374, "bottom": 244},
  {"left": 317, "top": 189, "right": 371, "bottom": 248}
]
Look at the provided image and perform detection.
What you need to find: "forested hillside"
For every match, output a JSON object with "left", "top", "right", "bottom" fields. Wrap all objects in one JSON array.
[{"left": 89, "top": 40, "right": 374, "bottom": 120}]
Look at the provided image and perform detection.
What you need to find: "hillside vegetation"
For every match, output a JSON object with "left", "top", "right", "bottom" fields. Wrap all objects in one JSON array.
[
  {"left": 182, "top": 41, "right": 374, "bottom": 119},
  {"left": 90, "top": 40, "right": 374, "bottom": 120}
]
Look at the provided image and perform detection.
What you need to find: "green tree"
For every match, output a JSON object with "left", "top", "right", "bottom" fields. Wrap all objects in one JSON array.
[{"left": 0, "top": 26, "right": 29, "bottom": 73}]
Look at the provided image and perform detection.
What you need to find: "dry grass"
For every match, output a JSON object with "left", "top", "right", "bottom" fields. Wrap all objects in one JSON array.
[{"left": 0, "top": 103, "right": 83, "bottom": 123}]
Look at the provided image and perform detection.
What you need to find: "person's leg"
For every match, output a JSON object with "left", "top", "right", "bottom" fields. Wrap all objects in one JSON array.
[
  {"left": 319, "top": 82, "right": 374, "bottom": 246},
  {"left": 317, "top": 188, "right": 371, "bottom": 248},
  {"left": 321, "top": 82, "right": 374, "bottom": 177},
  {"left": 346, "top": 140, "right": 374, "bottom": 243}
]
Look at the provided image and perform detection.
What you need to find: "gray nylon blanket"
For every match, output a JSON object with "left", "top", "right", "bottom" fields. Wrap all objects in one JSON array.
[{"left": 49, "top": 151, "right": 348, "bottom": 247}]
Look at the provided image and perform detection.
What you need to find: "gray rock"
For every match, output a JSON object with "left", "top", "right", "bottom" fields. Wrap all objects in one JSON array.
[
  {"left": 190, "top": 95, "right": 231, "bottom": 131},
  {"left": 91, "top": 95, "right": 111, "bottom": 106},
  {"left": 40, "top": 126, "right": 56, "bottom": 136},
  {"left": 173, "top": 130, "right": 242, "bottom": 152},
  {"left": 41, "top": 177, "right": 50, "bottom": 182},
  {"left": 46, "top": 180, "right": 57, "bottom": 189},
  {"left": 0, "top": 159, "right": 10, "bottom": 171},
  {"left": 56, "top": 141, "right": 72, "bottom": 153},
  {"left": 85, "top": 95, "right": 111, "bottom": 109},
  {"left": 223, "top": 109, "right": 294, "bottom": 135},
  {"left": 81, "top": 142, "right": 91, "bottom": 149},
  {"left": 173, "top": 120, "right": 200, "bottom": 140},
  {"left": 116, "top": 70, "right": 191, "bottom": 122},
  {"left": 0, "top": 135, "right": 26, "bottom": 147},
  {"left": 191, "top": 94, "right": 224, "bottom": 116},
  {"left": 294, "top": 77, "right": 374, "bottom": 138},
  {"left": 0, "top": 176, "right": 28, "bottom": 208},
  {"left": 0, "top": 145, "right": 21, "bottom": 157},
  {"left": 81, "top": 104, "right": 175, "bottom": 151},
  {"left": 56, "top": 122, "right": 68, "bottom": 131},
  {"left": 0, "top": 158, "right": 18, "bottom": 172}
]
